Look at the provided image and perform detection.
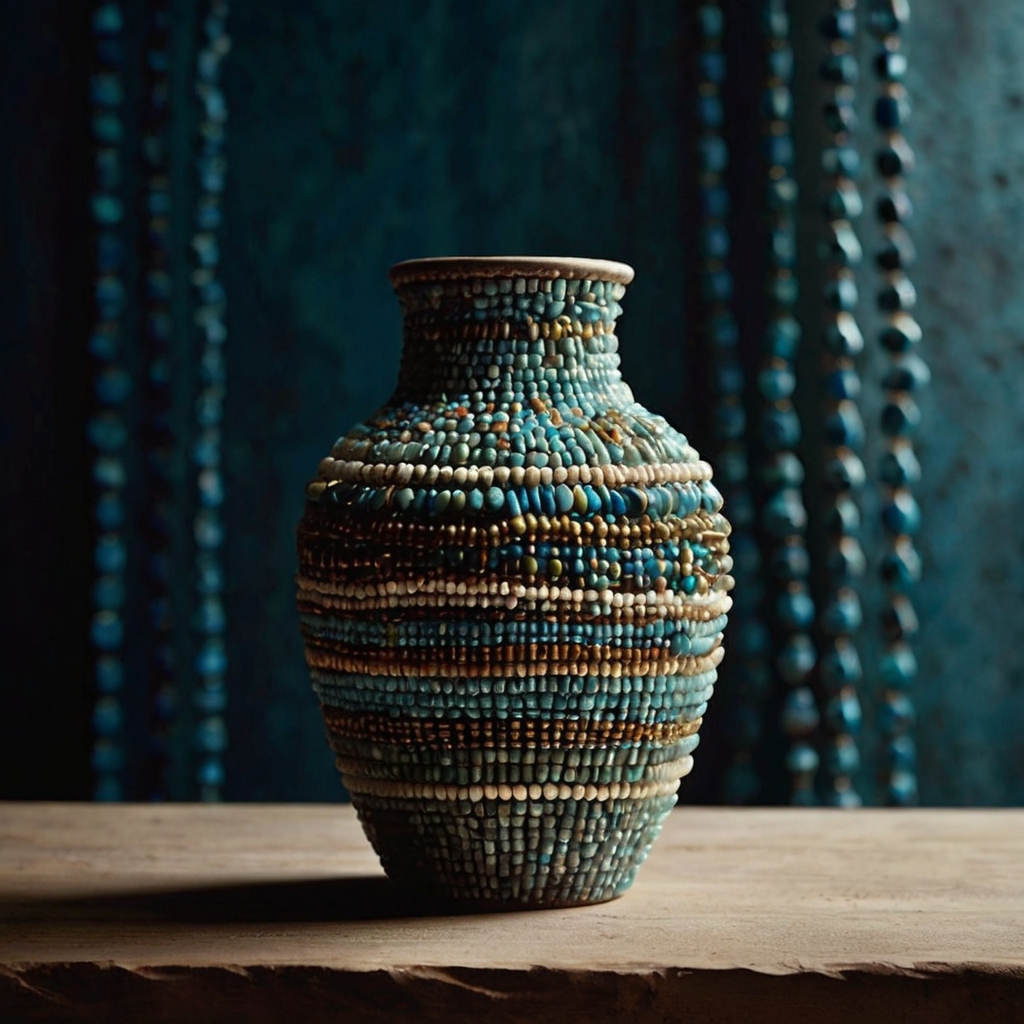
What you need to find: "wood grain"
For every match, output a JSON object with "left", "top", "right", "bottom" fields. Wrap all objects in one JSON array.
[{"left": 1, "top": 804, "right": 1022, "bottom": 1022}]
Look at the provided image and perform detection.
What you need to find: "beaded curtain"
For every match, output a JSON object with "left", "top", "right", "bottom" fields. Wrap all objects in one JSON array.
[{"left": 71, "top": 0, "right": 928, "bottom": 804}]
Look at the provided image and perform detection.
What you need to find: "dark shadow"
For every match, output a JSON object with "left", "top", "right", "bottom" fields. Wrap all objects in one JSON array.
[{"left": 0, "top": 874, "right": 535, "bottom": 925}]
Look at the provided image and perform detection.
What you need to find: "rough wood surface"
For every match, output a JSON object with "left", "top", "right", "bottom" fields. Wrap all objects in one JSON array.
[{"left": 1, "top": 804, "right": 1022, "bottom": 1022}]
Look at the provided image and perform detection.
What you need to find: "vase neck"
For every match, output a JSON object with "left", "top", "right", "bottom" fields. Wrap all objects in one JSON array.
[{"left": 390, "top": 272, "right": 631, "bottom": 408}]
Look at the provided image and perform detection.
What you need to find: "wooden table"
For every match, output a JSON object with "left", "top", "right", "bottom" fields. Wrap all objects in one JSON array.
[{"left": 1, "top": 805, "right": 1022, "bottom": 1022}]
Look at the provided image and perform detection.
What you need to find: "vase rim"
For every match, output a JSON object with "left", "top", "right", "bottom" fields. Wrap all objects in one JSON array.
[{"left": 388, "top": 255, "right": 635, "bottom": 286}]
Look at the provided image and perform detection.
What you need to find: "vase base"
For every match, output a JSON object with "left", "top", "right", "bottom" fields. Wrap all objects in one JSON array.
[{"left": 350, "top": 788, "right": 677, "bottom": 913}]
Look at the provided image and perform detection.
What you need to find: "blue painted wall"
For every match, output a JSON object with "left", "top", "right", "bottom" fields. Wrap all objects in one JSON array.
[{"left": 3, "top": 0, "right": 1023, "bottom": 803}]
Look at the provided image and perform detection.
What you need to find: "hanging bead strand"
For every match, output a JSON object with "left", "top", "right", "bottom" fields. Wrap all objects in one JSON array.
[
  {"left": 761, "top": 0, "right": 820, "bottom": 805},
  {"left": 143, "top": 0, "right": 178, "bottom": 799},
  {"left": 191, "top": 1, "right": 231, "bottom": 800},
  {"left": 816, "top": 1, "right": 867, "bottom": 807},
  {"left": 88, "top": 1, "right": 130, "bottom": 802},
  {"left": 695, "top": 3, "right": 767, "bottom": 804},
  {"left": 870, "top": 0, "right": 926, "bottom": 806}
]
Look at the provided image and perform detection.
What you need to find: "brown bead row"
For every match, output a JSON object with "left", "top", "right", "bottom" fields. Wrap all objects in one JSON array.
[
  {"left": 320, "top": 706, "right": 703, "bottom": 749},
  {"left": 302, "top": 636, "right": 724, "bottom": 679}
]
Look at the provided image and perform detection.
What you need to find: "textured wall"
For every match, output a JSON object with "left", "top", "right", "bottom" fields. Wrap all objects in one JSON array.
[
  {"left": 220, "top": 0, "right": 699, "bottom": 799},
  {"left": 901, "top": 1, "right": 1024, "bottom": 802},
  {"left": 4, "top": 0, "right": 1024, "bottom": 804}
]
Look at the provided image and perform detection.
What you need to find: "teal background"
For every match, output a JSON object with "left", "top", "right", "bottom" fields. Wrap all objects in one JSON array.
[{"left": 3, "top": 0, "right": 1023, "bottom": 803}]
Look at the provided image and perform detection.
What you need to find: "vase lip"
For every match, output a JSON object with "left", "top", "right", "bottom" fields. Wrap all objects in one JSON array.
[{"left": 388, "top": 255, "right": 635, "bottom": 287}]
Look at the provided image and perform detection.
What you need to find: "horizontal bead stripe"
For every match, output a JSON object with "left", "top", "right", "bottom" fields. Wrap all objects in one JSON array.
[
  {"left": 302, "top": 635, "right": 724, "bottom": 678},
  {"left": 311, "top": 673, "right": 716, "bottom": 722},
  {"left": 320, "top": 707, "right": 703, "bottom": 749},
  {"left": 315, "top": 458, "right": 712, "bottom": 490},
  {"left": 299, "top": 611, "right": 728, "bottom": 649},
  {"left": 332, "top": 742, "right": 699, "bottom": 785},
  {"left": 343, "top": 768, "right": 688, "bottom": 804},
  {"left": 297, "top": 583, "right": 734, "bottom": 618}
]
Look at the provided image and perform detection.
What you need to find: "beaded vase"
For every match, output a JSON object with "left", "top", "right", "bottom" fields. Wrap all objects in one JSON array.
[{"left": 296, "top": 256, "right": 734, "bottom": 908}]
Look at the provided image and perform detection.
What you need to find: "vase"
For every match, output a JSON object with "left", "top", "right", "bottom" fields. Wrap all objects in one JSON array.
[{"left": 296, "top": 256, "right": 733, "bottom": 908}]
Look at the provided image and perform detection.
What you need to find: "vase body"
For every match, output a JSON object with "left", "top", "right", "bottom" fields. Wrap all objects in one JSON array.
[{"left": 296, "top": 256, "right": 733, "bottom": 907}]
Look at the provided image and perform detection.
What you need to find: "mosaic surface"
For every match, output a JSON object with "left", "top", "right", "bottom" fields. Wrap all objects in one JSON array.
[{"left": 297, "top": 257, "right": 733, "bottom": 905}]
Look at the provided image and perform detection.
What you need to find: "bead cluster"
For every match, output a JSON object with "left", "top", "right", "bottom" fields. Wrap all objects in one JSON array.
[
  {"left": 760, "top": 2, "right": 819, "bottom": 805},
  {"left": 870, "top": 0, "right": 925, "bottom": 805},
  {"left": 143, "top": 0, "right": 177, "bottom": 798},
  {"left": 817, "top": 1, "right": 867, "bottom": 807},
  {"left": 88, "top": 1, "right": 130, "bottom": 802},
  {"left": 191, "top": 1, "right": 231, "bottom": 800},
  {"left": 297, "top": 259, "right": 733, "bottom": 905},
  {"left": 694, "top": 2, "right": 766, "bottom": 804}
]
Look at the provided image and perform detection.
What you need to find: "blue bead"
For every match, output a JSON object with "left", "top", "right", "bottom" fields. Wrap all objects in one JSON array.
[
  {"left": 702, "top": 224, "right": 730, "bottom": 260},
  {"left": 197, "top": 757, "right": 226, "bottom": 788},
  {"left": 823, "top": 99, "right": 858, "bottom": 133},
  {"left": 822, "top": 590, "right": 863, "bottom": 636},
  {"left": 698, "top": 135, "right": 728, "bottom": 173},
  {"left": 699, "top": 185, "right": 730, "bottom": 219},
  {"left": 827, "top": 536, "right": 866, "bottom": 582},
  {"left": 877, "top": 137, "right": 915, "bottom": 177},
  {"left": 715, "top": 403, "right": 747, "bottom": 441},
  {"left": 887, "top": 734, "right": 917, "bottom": 771},
  {"left": 823, "top": 450, "right": 866, "bottom": 491},
  {"left": 882, "top": 490, "right": 921, "bottom": 535},
  {"left": 819, "top": 639, "right": 862, "bottom": 691},
  {"left": 777, "top": 633, "right": 816, "bottom": 685},
  {"left": 823, "top": 182, "right": 863, "bottom": 220},
  {"left": 786, "top": 741, "right": 820, "bottom": 775},
  {"left": 824, "top": 275, "right": 858, "bottom": 311},
  {"left": 771, "top": 542, "right": 810, "bottom": 581},
  {"left": 875, "top": 50, "right": 908, "bottom": 81},
  {"left": 824, "top": 401, "right": 865, "bottom": 448},
  {"left": 825, "top": 367, "right": 861, "bottom": 400},
  {"left": 757, "top": 366, "right": 796, "bottom": 401},
  {"left": 767, "top": 176, "right": 798, "bottom": 210},
  {"left": 879, "top": 692, "right": 915, "bottom": 734},
  {"left": 90, "top": 611, "right": 123, "bottom": 651},
  {"left": 93, "top": 696, "right": 123, "bottom": 740},
  {"left": 824, "top": 313, "right": 864, "bottom": 356},
  {"left": 777, "top": 587, "right": 815, "bottom": 629},
  {"left": 879, "top": 643, "right": 918, "bottom": 689},
  {"left": 881, "top": 394, "right": 921, "bottom": 436},
  {"left": 762, "top": 488, "right": 808, "bottom": 538},
  {"left": 767, "top": 45, "right": 793, "bottom": 81},
  {"left": 879, "top": 445, "right": 921, "bottom": 486},
  {"left": 709, "top": 311, "right": 739, "bottom": 347},
  {"left": 702, "top": 268, "right": 733, "bottom": 303},
  {"left": 825, "top": 737, "right": 861, "bottom": 776},
  {"left": 764, "top": 132, "right": 794, "bottom": 169},
  {"left": 765, "top": 316, "right": 800, "bottom": 359},
  {"left": 820, "top": 10, "right": 856, "bottom": 40},
  {"left": 761, "top": 406, "right": 801, "bottom": 451},
  {"left": 886, "top": 770, "right": 918, "bottom": 806},
  {"left": 781, "top": 688, "right": 819, "bottom": 738},
  {"left": 881, "top": 538, "right": 922, "bottom": 590},
  {"left": 819, "top": 52, "right": 860, "bottom": 82},
  {"left": 609, "top": 489, "right": 627, "bottom": 517},
  {"left": 869, "top": 0, "right": 910, "bottom": 38},
  {"left": 875, "top": 93, "right": 911, "bottom": 129},
  {"left": 826, "top": 690, "right": 862, "bottom": 734},
  {"left": 825, "top": 495, "right": 861, "bottom": 535},
  {"left": 763, "top": 85, "right": 793, "bottom": 119},
  {"left": 195, "top": 716, "right": 228, "bottom": 754},
  {"left": 761, "top": 451, "right": 804, "bottom": 488},
  {"left": 882, "top": 595, "right": 919, "bottom": 639},
  {"left": 697, "top": 94, "right": 724, "bottom": 128},
  {"left": 822, "top": 145, "right": 860, "bottom": 177},
  {"left": 699, "top": 51, "right": 726, "bottom": 83}
]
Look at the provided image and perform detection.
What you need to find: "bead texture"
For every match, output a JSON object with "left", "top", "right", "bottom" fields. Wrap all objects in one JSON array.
[{"left": 297, "top": 258, "right": 734, "bottom": 906}]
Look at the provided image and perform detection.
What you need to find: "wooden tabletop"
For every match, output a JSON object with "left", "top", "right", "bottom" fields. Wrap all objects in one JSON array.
[{"left": 1, "top": 804, "right": 1022, "bottom": 1022}]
